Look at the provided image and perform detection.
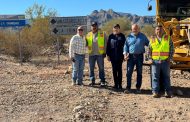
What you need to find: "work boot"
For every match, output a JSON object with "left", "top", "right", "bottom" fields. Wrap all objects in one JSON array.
[
  {"left": 166, "top": 92, "right": 173, "bottom": 98},
  {"left": 78, "top": 83, "right": 84, "bottom": 86},
  {"left": 118, "top": 85, "right": 122, "bottom": 90},
  {"left": 77, "top": 81, "right": 84, "bottom": 86},
  {"left": 152, "top": 93, "right": 160, "bottom": 98},
  {"left": 72, "top": 80, "right": 76, "bottom": 86},
  {"left": 112, "top": 85, "right": 118, "bottom": 89},
  {"left": 159, "top": 92, "right": 165, "bottom": 97},
  {"left": 124, "top": 88, "right": 131, "bottom": 94},
  {"left": 136, "top": 88, "right": 141, "bottom": 94},
  {"left": 100, "top": 82, "right": 106, "bottom": 87},
  {"left": 89, "top": 81, "right": 95, "bottom": 86}
]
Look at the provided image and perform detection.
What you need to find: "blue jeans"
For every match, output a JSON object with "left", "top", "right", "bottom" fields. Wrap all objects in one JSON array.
[
  {"left": 89, "top": 55, "right": 105, "bottom": 82},
  {"left": 126, "top": 54, "right": 143, "bottom": 89},
  {"left": 151, "top": 60, "right": 171, "bottom": 94},
  {"left": 72, "top": 54, "right": 85, "bottom": 84}
]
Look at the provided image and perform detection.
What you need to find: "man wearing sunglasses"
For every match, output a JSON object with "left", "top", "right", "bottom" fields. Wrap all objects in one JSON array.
[{"left": 69, "top": 26, "right": 86, "bottom": 85}]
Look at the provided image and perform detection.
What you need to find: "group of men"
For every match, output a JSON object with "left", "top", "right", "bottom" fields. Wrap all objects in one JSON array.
[{"left": 69, "top": 21, "right": 174, "bottom": 98}]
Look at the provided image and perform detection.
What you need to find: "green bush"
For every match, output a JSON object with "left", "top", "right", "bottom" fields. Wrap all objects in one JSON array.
[
  {"left": 102, "top": 17, "right": 131, "bottom": 35},
  {"left": 141, "top": 24, "right": 154, "bottom": 37}
]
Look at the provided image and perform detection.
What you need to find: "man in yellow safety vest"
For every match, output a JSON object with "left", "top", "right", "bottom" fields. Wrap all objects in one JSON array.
[
  {"left": 149, "top": 25, "right": 174, "bottom": 98},
  {"left": 86, "top": 22, "right": 107, "bottom": 86}
]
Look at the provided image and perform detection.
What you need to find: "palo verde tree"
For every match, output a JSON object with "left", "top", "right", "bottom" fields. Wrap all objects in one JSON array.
[
  {"left": 16, "top": 3, "right": 59, "bottom": 61},
  {"left": 25, "top": 3, "right": 57, "bottom": 20}
]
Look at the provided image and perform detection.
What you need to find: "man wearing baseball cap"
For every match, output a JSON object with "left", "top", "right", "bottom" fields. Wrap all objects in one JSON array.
[
  {"left": 106, "top": 24, "right": 126, "bottom": 90},
  {"left": 86, "top": 22, "right": 107, "bottom": 87},
  {"left": 69, "top": 26, "right": 86, "bottom": 86}
]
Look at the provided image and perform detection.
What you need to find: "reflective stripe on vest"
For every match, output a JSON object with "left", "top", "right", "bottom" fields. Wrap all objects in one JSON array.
[
  {"left": 152, "top": 52, "right": 169, "bottom": 56},
  {"left": 86, "top": 31, "right": 105, "bottom": 54},
  {"left": 150, "top": 35, "right": 170, "bottom": 60}
]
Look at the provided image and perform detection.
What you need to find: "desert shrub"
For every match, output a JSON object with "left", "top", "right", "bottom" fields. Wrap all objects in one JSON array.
[
  {"left": 102, "top": 17, "right": 131, "bottom": 35},
  {"left": 0, "top": 2, "right": 59, "bottom": 61},
  {"left": 141, "top": 24, "right": 154, "bottom": 37}
]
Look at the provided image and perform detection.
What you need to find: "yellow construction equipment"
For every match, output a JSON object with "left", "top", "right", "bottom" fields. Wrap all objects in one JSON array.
[{"left": 148, "top": 0, "right": 190, "bottom": 70}]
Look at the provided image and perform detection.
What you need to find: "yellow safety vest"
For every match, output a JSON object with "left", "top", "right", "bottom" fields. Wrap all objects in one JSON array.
[
  {"left": 150, "top": 35, "right": 170, "bottom": 60},
  {"left": 86, "top": 31, "right": 105, "bottom": 54}
]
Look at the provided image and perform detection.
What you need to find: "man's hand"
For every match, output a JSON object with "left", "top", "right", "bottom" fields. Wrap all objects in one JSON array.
[
  {"left": 71, "top": 57, "right": 75, "bottom": 62},
  {"left": 103, "top": 54, "right": 106, "bottom": 58},
  {"left": 107, "top": 56, "right": 110, "bottom": 61},
  {"left": 167, "top": 58, "right": 173, "bottom": 63},
  {"left": 148, "top": 59, "right": 153, "bottom": 64},
  {"left": 124, "top": 54, "right": 129, "bottom": 61}
]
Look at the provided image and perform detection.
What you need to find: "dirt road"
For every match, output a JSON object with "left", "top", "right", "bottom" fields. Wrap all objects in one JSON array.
[{"left": 0, "top": 56, "right": 190, "bottom": 122}]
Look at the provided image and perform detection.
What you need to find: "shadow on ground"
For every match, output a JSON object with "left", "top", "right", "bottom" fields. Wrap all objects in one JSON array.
[{"left": 172, "top": 86, "right": 190, "bottom": 98}]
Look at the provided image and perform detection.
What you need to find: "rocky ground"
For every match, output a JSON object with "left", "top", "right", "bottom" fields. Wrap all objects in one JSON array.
[{"left": 0, "top": 54, "right": 190, "bottom": 122}]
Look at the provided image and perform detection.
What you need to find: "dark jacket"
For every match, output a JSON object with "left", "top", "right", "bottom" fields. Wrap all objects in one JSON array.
[{"left": 106, "top": 33, "right": 126, "bottom": 62}]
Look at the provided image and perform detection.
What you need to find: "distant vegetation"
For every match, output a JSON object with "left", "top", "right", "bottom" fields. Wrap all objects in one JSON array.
[
  {"left": 141, "top": 24, "right": 155, "bottom": 37},
  {"left": 102, "top": 17, "right": 154, "bottom": 37},
  {"left": 0, "top": 3, "right": 67, "bottom": 62},
  {"left": 102, "top": 17, "right": 131, "bottom": 35},
  {"left": 25, "top": 3, "right": 58, "bottom": 21},
  {"left": 0, "top": 6, "right": 154, "bottom": 62}
]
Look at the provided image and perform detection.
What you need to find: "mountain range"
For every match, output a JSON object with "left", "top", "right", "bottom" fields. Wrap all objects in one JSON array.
[{"left": 87, "top": 9, "right": 155, "bottom": 26}]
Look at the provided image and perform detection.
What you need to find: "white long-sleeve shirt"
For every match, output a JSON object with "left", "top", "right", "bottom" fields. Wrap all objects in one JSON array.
[{"left": 69, "top": 34, "right": 86, "bottom": 58}]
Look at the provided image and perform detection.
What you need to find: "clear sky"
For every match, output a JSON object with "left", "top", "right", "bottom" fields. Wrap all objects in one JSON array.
[{"left": 0, "top": 0, "right": 156, "bottom": 17}]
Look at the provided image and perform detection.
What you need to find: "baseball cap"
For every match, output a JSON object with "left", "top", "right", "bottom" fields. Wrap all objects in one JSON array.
[
  {"left": 77, "top": 26, "right": 83, "bottom": 30},
  {"left": 113, "top": 24, "right": 120, "bottom": 28},
  {"left": 91, "top": 22, "right": 98, "bottom": 26}
]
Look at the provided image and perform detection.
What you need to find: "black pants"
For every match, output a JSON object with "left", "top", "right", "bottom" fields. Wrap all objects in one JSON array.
[{"left": 111, "top": 60, "right": 123, "bottom": 88}]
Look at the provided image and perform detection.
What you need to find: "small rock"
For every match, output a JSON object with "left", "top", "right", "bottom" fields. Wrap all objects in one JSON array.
[
  {"left": 108, "top": 91, "right": 114, "bottom": 95},
  {"left": 185, "top": 109, "right": 189, "bottom": 112},
  {"left": 178, "top": 111, "right": 183, "bottom": 115},
  {"left": 132, "top": 102, "right": 137, "bottom": 105},
  {"left": 68, "top": 66, "right": 72, "bottom": 71},
  {"left": 87, "top": 102, "right": 90, "bottom": 105},
  {"left": 73, "top": 105, "right": 84, "bottom": 112},
  {"left": 6, "top": 71, "right": 11, "bottom": 74},
  {"left": 75, "top": 112, "right": 84, "bottom": 119},
  {"left": 64, "top": 70, "right": 70, "bottom": 74},
  {"left": 173, "top": 70, "right": 182, "bottom": 75},
  {"left": 49, "top": 117, "right": 53, "bottom": 120},
  {"left": 178, "top": 107, "right": 183, "bottom": 110},
  {"left": 98, "top": 104, "right": 104, "bottom": 108},
  {"left": 18, "top": 70, "right": 25, "bottom": 75},
  {"left": 34, "top": 112, "right": 38, "bottom": 115}
]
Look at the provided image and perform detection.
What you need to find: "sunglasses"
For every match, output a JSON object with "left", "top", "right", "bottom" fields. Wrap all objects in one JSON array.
[{"left": 78, "top": 29, "right": 83, "bottom": 31}]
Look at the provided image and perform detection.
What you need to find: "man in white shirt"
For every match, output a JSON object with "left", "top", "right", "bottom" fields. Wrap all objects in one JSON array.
[{"left": 69, "top": 26, "right": 86, "bottom": 85}]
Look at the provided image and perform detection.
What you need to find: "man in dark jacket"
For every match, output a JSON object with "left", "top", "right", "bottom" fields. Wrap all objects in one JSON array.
[{"left": 106, "top": 24, "right": 126, "bottom": 90}]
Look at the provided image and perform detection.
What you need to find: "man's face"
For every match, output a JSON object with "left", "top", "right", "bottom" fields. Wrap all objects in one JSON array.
[
  {"left": 91, "top": 24, "right": 98, "bottom": 33},
  {"left": 131, "top": 25, "right": 139, "bottom": 35},
  {"left": 113, "top": 27, "right": 120, "bottom": 35},
  {"left": 77, "top": 28, "right": 83, "bottom": 36},
  {"left": 155, "top": 26, "right": 164, "bottom": 37}
]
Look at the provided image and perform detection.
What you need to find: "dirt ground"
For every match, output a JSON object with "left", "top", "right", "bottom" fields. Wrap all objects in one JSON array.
[{"left": 0, "top": 54, "right": 190, "bottom": 122}]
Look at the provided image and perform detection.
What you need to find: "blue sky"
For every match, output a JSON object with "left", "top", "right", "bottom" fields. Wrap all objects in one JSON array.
[{"left": 0, "top": 0, "right": 156, "bottom": 16}]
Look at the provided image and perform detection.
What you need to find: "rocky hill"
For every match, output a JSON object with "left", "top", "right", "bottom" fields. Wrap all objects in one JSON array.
[{"left": 87, "top": 9, "right": 155, "bottom": 26}]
